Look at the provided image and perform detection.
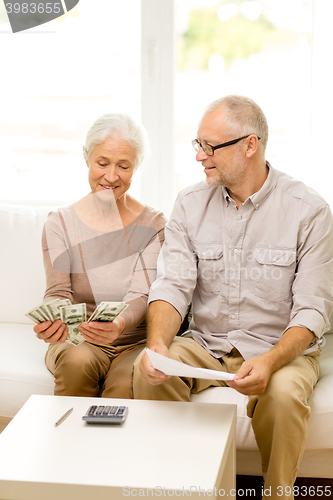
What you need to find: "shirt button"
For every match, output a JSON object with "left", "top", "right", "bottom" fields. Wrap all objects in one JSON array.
[
  {"left": 234, "top": 249, "right": 238, "bottom": 254},
  {"left": 232, "top": 282, "right": 237, "bottom": 287},
  {"left": 202, "top": 252, "right": 206, "bottom": 257},
  {"left": 230, "top": 314, "right": 236, "bottom": 320}
]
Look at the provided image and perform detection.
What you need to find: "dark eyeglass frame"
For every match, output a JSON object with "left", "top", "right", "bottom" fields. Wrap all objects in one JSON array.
[{"left": 192, "top": 134, "right": 261, "bottom": 156}]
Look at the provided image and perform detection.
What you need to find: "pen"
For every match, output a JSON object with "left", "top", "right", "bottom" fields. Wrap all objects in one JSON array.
[{"left": 55, "top": 407, "right": 73, "bottom": 427}]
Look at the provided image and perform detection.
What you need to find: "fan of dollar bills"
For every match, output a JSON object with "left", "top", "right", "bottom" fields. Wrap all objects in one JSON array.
[{"left": 26, "top": 299, "right": 128, "bottom": 346}]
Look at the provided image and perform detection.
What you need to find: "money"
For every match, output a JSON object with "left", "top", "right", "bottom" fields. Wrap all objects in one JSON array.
[
  {"left": 60, "top": 303, "right": 86, "bottom": 346},
  {"left": 26, "top": 298, "right": 82, "bottom": 346},
  {"left": 26, "top": 307, "right": 49, "bottom": 324},
  {"left": 87, "top": 301, "right": 128, "bottom": 323},
  {"left": 26, "top": 299, "right": 128, "bottom": 347},
  {"left": 26, "top": 299, "right": 71, "bottom": 324},
  {"left": 43, "top": 299, "right": 71, "bottom": 321}
]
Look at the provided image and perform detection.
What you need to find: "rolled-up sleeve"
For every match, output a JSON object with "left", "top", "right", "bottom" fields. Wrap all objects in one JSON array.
[
  {"left": 148, "top": 194, "right": 197, "bottom": 320},
  {"left": 287, "top": 203, "right": 333, "bottom": 338}
]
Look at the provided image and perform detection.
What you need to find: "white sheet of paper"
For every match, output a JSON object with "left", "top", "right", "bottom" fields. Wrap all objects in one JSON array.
[{"left": 146, "top": 348, "right": 235, "bottom": 381}]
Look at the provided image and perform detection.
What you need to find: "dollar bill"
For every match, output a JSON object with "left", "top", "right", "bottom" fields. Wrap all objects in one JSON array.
[
  {"left": 26, "top": 299, "right": 70, "bottom": 324},
  {"left": 26, "top": 303, "right": 51, "bottom": 323},
  {"left": 59, "top": 303, "right": 86, "bottom": 346},
  {"left": 26, "top": 309, "right": 47, "bottom": 324},
  {"left": 43, "top": 299, "right": 71, "bottom": 321},
  {"left": 27, "top": 299, "right": 128, "bottom": 347},
  {"left": 87, "top": 301, "right": 128, "bottom": 323},
  {"left": 26, "top": 299, "right": 83, "bottom": 346}
]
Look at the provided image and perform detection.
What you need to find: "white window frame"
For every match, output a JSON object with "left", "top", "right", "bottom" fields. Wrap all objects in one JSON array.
[
  {"left": 140, "top": 0, "right": 176, "bottom": 218},
  {"left": 310, "top": 0, "right": 333, "bottom": 206}
]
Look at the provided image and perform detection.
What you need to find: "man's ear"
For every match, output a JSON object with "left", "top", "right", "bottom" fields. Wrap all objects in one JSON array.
[{"left": 245, "top": 135, "right": 259, "bottom": 158}]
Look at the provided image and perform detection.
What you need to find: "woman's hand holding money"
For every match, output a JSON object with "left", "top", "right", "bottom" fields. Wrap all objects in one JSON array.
[
  {"left": 34, "top": 320, "right": 68, "bottom": 344},
  {"left": 78, "top": 316, "right": 126, "bottom": 345}
]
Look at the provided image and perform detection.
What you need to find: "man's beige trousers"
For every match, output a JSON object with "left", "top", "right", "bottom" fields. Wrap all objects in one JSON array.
[{"left": 133, "top": 337, "right": 320, "bottom": 499}]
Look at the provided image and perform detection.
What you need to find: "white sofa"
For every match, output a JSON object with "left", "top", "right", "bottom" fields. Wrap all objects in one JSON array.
[{"left": 1, "top": 202, "right": 333, "bottom": 479}]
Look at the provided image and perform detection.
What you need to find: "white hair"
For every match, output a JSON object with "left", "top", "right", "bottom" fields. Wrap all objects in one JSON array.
[
  {"left": 84, "top": 113, "right": 150, "bottom": 167},
  {"left": 205, "top": 95, "right": 269, "bottom": 153}
]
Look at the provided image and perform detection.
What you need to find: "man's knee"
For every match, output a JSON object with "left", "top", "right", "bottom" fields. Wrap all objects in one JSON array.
[
  {"left": 133, "top": 347, "right": 145, "bottom": 373},
  {"left": 133, "top": 348, "right": 191, "bottom": 402},
  {"left": 248, "top": 367, "right": 312, "bottom": 420},
  {"left": 269, "top": 358, "right": 316, "bottom": 407},
  {"left": 133, "top": 338, "right": 192, "bottom": 381},
  {"left": 168, "top": 337, "right": 194, "bottom": 360}
]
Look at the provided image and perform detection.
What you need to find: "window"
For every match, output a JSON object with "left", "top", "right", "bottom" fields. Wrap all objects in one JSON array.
[
  {"left": 1, "top": 0, "right": 333, "bottom": 216},
  {"left": 175, "top": 0, "right": 313, "bottom": 193},
  {"left": 0, "top": 0, "right": 141, "bottom": 204}
]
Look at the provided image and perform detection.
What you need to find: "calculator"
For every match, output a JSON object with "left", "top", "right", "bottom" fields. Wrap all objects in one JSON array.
[{"left": 82, "top": 405, "right": 128, "bottom": 425}]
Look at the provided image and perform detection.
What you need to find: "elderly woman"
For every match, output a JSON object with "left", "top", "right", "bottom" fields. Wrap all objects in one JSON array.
[{"left": 34, "top": 113, "right": 166, "bottom": 398}]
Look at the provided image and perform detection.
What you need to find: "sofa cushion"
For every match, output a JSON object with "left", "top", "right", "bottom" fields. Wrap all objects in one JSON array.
[
  {"left": 0, "top": 204, "right": 56, "bottom": 324},
  {"left": 191, "top": 333, "right": 333, "bottom": 451},
  {"left": 0, "top": 324, "right": 54, "bottom": 419}
]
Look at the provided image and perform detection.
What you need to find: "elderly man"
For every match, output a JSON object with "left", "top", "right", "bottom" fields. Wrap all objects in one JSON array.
[{"left": 133, "top": 95, "right": 333, "bottom": 498}]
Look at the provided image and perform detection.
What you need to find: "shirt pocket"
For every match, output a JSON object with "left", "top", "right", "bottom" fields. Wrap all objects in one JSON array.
[
  {"left": 253, "top": 247, "right": 296, "bottom": 302},
  {"left": 195, "top": 243, "right": 224, "bottom": 293}
]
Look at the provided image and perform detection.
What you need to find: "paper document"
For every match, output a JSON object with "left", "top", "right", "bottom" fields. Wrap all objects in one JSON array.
[{"left": 146, "top": 348, "right": 235, "bottom": 381}]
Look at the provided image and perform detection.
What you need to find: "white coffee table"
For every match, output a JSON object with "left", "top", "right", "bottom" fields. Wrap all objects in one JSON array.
[{"left": 0, "top": 395, "right": 236, "bottom": 500}]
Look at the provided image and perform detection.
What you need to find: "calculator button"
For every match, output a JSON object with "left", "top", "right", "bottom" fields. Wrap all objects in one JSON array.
[
  {"left": 96, "top": 406, "right": 104, "bottom": 415},
  {"left": 88, "top": 405, "right": 97, "bottom": 416},
  {"left": 102, "top": 406, "right": 111, "bottom": 415},
  {"left": 109, "top": 406, "right": 117, "bottom": 415},
  {"left": 116, "top": 407, "right": 125, "bottom": 415}
]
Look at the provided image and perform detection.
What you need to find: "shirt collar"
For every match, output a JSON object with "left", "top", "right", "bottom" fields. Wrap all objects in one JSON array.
[
  {"left": 221, "top": 161, "right": 277, "bottom": 209},
  {"left": 249, "top": 162, "right": 277, "bottom": 209},
  {"left": 221, "top": 185, "right": 231, "bottom": 206}
]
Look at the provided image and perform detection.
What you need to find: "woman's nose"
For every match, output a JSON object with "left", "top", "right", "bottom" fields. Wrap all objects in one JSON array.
[{"left": 104, "top": 166, "right": 119, "bottom": 183}]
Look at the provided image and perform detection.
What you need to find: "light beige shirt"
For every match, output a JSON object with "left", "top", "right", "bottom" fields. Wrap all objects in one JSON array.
[
  {"left": 43, "top": 204, "right": 166, "bottom": 346},
  {"left": 149, "top": 164, "right": 333, "bottom": 360}
]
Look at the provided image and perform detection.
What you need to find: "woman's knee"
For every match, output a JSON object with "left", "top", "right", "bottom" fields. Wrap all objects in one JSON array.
[{"left": 53, "top": 342, "right": 110, "bottom": 378}]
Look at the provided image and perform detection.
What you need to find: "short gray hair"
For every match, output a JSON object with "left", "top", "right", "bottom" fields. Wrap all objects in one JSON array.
[
  {"left": 205, "top": 95, "right": 269, "bottom": 153},
  {"left": 84, "top": 113, "right": 150, "bottom": 168}
]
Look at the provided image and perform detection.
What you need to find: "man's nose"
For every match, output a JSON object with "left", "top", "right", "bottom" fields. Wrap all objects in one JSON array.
[{"left": 196, "top": 146, "right": 209, "bottom": 162}]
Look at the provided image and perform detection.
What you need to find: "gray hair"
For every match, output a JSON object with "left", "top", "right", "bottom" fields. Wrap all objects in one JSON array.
[
  {"left": 205, "top": 95, "right": 269, "bottom": 154},
  {"left": 83, "top": 113, "right": 149, "bottom": 168}
]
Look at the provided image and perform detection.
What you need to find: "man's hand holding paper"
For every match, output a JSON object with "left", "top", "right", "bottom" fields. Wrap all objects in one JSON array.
[{"left": 146, "top": 348, "right": 235, "bottom": 381}]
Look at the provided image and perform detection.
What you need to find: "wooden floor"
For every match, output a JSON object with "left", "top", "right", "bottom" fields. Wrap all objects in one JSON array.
[{"left": 236, "top": 476, "right": 333, "bottom": 500}]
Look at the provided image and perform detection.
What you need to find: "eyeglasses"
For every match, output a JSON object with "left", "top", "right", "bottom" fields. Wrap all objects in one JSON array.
[{"left": 192, "top": 134, "right": 260, "bottom": 156}]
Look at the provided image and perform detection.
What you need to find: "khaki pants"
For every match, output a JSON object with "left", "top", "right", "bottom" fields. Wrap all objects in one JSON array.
[
  {"left": 133, "top": 337, "right": 320, "bottom": 499},
  {"left": 46, "top": 341, "right": 145, "bottom": 399}
]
